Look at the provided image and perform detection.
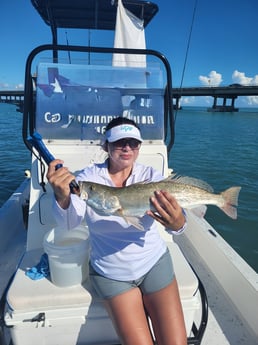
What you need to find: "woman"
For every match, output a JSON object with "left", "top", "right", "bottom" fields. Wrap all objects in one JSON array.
[{"left": 47, "top": 117, "right": 187, "bottom": 345}]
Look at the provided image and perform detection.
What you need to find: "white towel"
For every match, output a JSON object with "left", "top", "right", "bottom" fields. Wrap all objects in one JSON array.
[{"left": 112, "top": 0, "right": 146, "bottom": 67}]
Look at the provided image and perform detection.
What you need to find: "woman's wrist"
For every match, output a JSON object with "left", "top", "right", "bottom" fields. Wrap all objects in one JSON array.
[
  {"left": 165, "top": 209, "right": 187, "bottom": 235},
  {"left": 55, "top": 194, "right": 71, "bottom": 210}
]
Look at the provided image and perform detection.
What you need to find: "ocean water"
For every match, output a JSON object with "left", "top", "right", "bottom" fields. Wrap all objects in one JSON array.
[
  {"left": 169, "top": 106, "right": 258, "bottom": 273},
  {"left": 0, "top": 103, "right": 258, "bottom": 272},
  {"left": 0, "top": 104, "right": 31, "bottom": 205}
]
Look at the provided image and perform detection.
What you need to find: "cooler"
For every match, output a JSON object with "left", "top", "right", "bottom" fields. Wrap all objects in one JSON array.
[{"left": 5, "top": 249, "right": 119, "bottom": 345}]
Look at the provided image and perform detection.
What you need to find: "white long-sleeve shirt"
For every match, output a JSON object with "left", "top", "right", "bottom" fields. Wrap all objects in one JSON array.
[{"left": 53, "top": 160, "right": 168, "bottom": 281}]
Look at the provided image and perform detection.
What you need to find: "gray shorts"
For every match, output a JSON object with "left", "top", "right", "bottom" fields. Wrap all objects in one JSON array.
[{"left": 89, "top": 248, "right": 175, "bottom": 299}]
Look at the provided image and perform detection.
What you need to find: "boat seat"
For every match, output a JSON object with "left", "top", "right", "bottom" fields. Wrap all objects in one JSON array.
[{"left": 6, "top": 240, "right": 199, "bottom": 342}]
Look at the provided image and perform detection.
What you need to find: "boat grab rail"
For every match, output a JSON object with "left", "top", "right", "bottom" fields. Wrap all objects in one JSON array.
[{"left": 186, "top": 274, "right": 208, "bottom": 344}]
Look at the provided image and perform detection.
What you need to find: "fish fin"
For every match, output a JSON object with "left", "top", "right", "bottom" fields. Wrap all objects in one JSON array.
[
  {"left": 220, "top": 186, "right": 241, "bottom": 219},
  {"left": 125, "top": 216, "right": 145, "bottom": 231},
  {"left": 116, "top": 209, "right": 144, "bottom": 231},
  {"left": 165, "top": 174, "right": 214, "bottom": 192},
  {"left": 191, "top": 205, "right": 207, "bottom": 218}
]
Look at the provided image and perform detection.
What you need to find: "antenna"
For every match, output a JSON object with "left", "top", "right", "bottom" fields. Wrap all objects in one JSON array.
[
  {"left": 65, "top": 31, "right": 71, "bottom": 64},
  {"left": 175, "top": 0, "right": 198, "bottom": 120},
  {"left": 88, "top": 29, "right": 91, "bottom": 64}
]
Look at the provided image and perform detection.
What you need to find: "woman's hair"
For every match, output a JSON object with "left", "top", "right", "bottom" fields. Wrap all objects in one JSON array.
[{"left": 105, "top": 117, "right": 140, "bottom": 132}]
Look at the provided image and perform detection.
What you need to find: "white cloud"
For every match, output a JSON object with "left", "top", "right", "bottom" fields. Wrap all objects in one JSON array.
[
  {"left": 0, "top": 82, "right": 10, "bottom": 89},
  {"left": 15, "top": 84, "right": 24, "bottom": 89},
  {"left": 232, "top": 71, "right": 258, "bottom": 105},
  {"left": 180, "top": 96, "right": 213, "bottom": 107},
  {"left": 253, "top": 75, "right": 258, "bottom": 85},
  {"left": 181, "top": 96, "right": 195, "bottom": 105},
  {"left": 199, "top": 70, "right": 223, "bottom": 86},
  {"left": 246, "top": 96, "right": 258, "bottom": 106},
  {"left": 0, "top": 82, "right": 24, "bottom": 90},
  {"left": 232, "top": 70, "right": 258, "bottom": 86}
]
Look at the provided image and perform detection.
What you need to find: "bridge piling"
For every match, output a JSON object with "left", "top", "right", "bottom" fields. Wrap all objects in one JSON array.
[{"left": 208, "top": 95, "right": 238, "bottom": 112}]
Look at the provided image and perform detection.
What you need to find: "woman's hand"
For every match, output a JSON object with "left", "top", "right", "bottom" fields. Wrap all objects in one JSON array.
[
  {"left": 147, "top": 190, "right": 186, "bottom": 232},
  {"left": 46, "top": 159, "right": 75, "bottom": 209}
]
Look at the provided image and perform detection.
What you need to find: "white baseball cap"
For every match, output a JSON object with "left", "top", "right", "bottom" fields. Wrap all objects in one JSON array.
[{"left": 105, "top": 124, "right": 143, "bottom": 143}]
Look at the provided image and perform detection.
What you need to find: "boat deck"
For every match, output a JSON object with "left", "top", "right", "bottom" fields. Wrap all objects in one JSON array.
[{"left": 175, "top": 236, "right": 257, "bottom": 345}]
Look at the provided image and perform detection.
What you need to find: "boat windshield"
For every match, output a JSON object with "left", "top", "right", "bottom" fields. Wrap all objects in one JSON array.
[{"left": 35, "top": 61, "right": 165, "bottom": 142}]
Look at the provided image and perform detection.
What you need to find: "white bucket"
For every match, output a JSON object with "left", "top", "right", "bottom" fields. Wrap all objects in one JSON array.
[{"left": 43, "top": 225, "right": 90, "bottom": 287}]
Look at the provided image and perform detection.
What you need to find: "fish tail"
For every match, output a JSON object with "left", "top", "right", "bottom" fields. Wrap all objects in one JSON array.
[{"left": 221, "top": 186, "right": 241, "bottom": 219}]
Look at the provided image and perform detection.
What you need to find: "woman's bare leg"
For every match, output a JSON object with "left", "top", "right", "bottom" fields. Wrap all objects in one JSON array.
[
  {"left": 104, "top": 287, "right": 154, "bottom": 345},
  {"left": 143, "top": 278, "right": 187, "bottom": 345}
]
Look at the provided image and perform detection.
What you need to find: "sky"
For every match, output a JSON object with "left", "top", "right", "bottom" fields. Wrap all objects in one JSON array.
[{"left": 1, "top": 0, "right": 258, "bottom": 107}]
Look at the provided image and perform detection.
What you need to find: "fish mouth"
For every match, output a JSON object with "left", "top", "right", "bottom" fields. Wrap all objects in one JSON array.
[{"left": 80, "top": 191, "right": 88, "bottom": 200}]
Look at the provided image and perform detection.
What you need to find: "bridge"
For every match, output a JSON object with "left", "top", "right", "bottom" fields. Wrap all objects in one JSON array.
[
  {"left": 172, "top": 85, "right": 258, "bottom": 111},
  {"left": 1, "top": 85, "right": 258, "bottom": 112},
  {"left": 0, "top": 90, "right": 25, "bottom": 112}
]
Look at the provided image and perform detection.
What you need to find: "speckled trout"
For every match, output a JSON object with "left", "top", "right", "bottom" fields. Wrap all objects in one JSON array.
[{"left": 78, "top": 175, "right": 241, "bottom": 230}]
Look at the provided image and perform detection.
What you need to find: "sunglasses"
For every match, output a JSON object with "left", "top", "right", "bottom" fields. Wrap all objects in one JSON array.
[{"left": 111, "top": 138, "right": 141, "bottom": 150}]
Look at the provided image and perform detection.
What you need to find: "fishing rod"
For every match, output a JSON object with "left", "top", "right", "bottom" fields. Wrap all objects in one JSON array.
[
  {"left": 175, "top": 0, "right": 198, "bottom": 121},
  {"left": 27, "top": 132, "right": 79, "bottom": 193}
]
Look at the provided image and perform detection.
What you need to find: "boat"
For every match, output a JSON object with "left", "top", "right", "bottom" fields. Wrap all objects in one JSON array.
[{"left": 0, "top": 1, "right": 257, "bottom": 344}]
